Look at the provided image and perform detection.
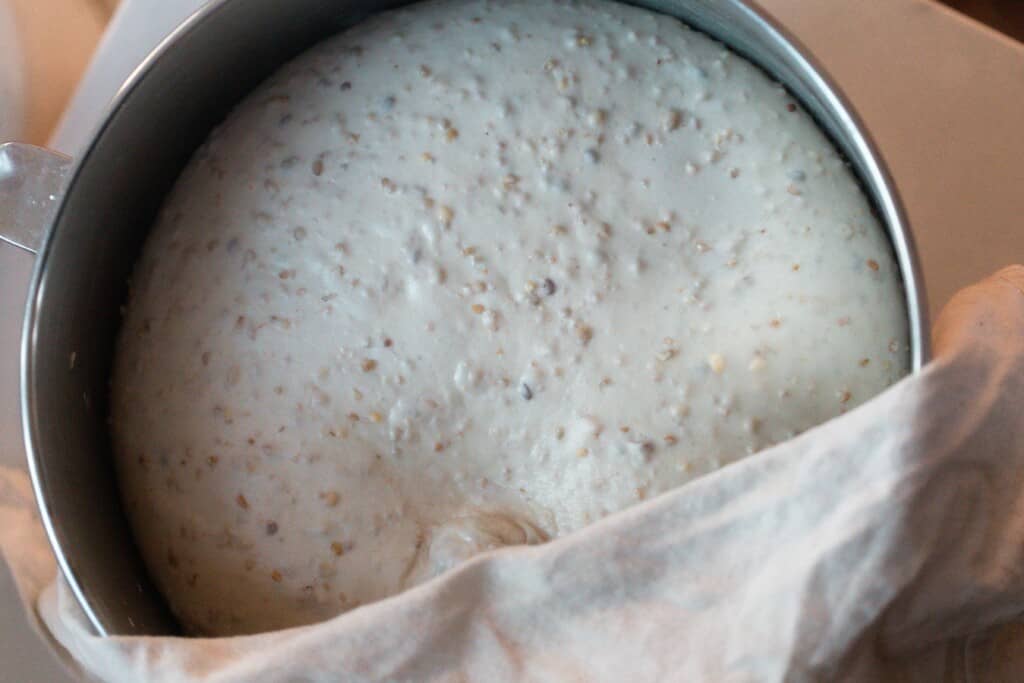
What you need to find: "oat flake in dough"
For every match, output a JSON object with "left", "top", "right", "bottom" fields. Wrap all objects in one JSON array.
[{"left": 111, "top": 0, "right": 909, "bottom": 635}]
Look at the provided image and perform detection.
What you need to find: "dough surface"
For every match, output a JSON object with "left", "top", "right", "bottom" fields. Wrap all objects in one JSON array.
[{"left": 111, "top": 0, "right": 909, "bottom": 635}]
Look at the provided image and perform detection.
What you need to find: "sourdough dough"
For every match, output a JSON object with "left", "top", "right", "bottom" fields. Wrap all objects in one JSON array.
[{"left": 111, "top": 0, "right": 910, "bottom": 635}]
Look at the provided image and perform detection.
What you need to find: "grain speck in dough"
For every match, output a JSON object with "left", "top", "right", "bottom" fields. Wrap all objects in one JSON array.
[{"left": 111, "top": 0, "right": 909, "bottom": 636}]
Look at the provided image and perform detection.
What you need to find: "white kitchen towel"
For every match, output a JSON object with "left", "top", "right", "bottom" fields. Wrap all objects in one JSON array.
[{"left": 3, "top": 265, "right": 1024, "bottom": 682}]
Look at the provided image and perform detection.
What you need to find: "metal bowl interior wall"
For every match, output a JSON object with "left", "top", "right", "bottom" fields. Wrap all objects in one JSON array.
[{"left": 20, "top": 0, "right": 927, "bottom": 637}]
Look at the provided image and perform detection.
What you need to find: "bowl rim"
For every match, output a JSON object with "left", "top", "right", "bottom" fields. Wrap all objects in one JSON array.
[{"left": 20, "top": 0, "right": 930, "bottom": 636}]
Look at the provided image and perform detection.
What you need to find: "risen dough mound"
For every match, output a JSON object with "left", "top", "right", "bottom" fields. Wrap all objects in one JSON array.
[{"left": 111, "top": 0, "right": 909, "bottom": 635}]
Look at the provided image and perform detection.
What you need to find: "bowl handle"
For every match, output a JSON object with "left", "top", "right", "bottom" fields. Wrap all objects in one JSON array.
[{"left": 0, "top": 142, "right": 72, "bottom": 255}]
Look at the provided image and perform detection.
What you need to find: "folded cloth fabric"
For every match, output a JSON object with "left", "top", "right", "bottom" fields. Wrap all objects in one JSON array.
[{"left": 3, "top": 266, "right": 1024, "bottom": 682}]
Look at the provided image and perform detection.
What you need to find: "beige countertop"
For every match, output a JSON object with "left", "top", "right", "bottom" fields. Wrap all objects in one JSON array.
[{"left": 1, "top": 1, "right": 1021, "bottom": 680}]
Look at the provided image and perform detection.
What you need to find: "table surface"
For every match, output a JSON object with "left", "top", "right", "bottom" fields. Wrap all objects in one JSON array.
[{"left": 2, "top": 1, "right": 1022, "bottom": 680}]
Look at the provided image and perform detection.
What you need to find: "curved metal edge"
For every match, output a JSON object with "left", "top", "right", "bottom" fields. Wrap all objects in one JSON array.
[
  {"left": 20, "top": 0, "right": 932, "bottom": 638},
  {"left": 736, "top": 0, "right": 931, "bottom": 369},
  {"left": 20, "top": 0, "right": 234, "bottom": 638}
]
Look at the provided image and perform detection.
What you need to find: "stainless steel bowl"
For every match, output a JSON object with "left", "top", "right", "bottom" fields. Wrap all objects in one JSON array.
[{"left": 0, "top": 0, "right": 929, "bottom": 636}]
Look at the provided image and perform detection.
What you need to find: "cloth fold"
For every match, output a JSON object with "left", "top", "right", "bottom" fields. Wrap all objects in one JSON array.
[{"left": 4, "top": 266, "right": 1024, "bottom": 682}]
